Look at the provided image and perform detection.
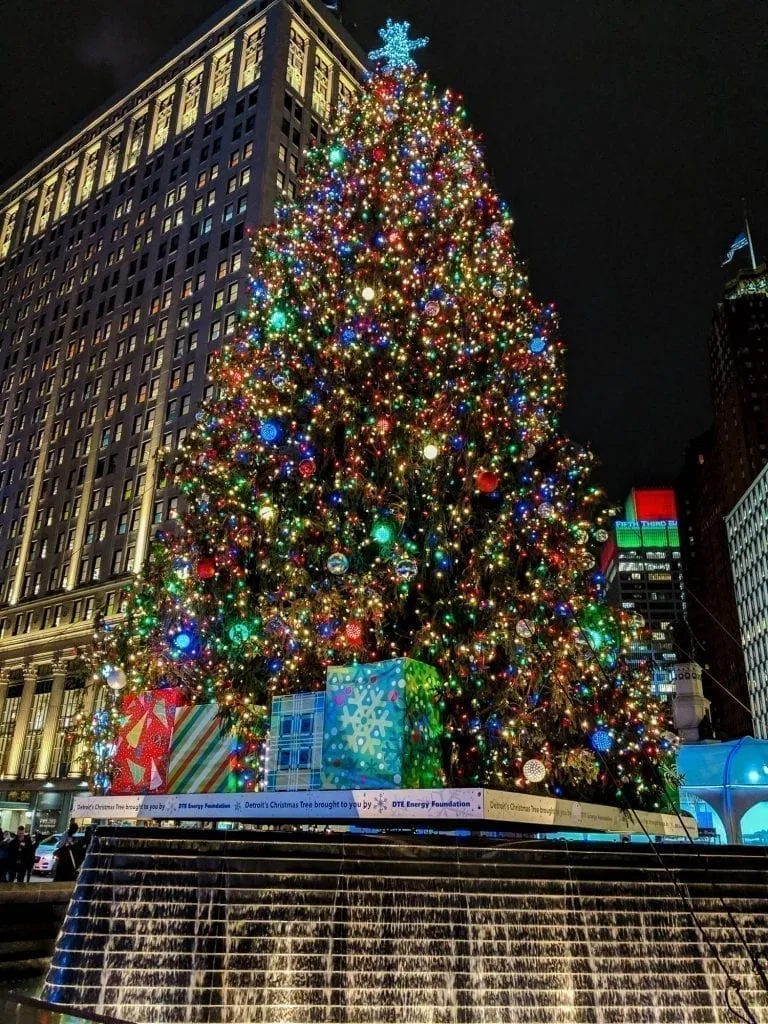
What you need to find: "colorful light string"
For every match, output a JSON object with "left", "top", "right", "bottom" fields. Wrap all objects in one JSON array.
[{"left": 86, "top": 26, "right": 675, "bottom": 811}]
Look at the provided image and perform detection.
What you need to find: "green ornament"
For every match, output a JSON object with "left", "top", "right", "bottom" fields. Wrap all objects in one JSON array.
[
  {"left": 371, "top": 520, "right": 396, "bottom": 545},
  {"left": 228, "top": 622, "right": 253, "bottom": 645}
]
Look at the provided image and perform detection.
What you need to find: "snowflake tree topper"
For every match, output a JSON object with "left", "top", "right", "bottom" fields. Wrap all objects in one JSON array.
[{"left": 369, "top": 19, "right": 429, "bottom": 72}]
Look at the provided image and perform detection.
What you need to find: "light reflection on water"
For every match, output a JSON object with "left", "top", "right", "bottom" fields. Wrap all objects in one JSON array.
[{"left": 1, "top": 987, "right": 98, "bottom": 1024}]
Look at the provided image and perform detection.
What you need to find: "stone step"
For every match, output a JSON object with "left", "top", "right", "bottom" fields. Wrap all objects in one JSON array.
[{"left": 89, "top": 859, "right": 768, "bottom": 886}]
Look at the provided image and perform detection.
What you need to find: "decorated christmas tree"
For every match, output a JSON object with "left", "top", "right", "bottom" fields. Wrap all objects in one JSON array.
[{"left": 91, "top": 22, "right": 675, "bottom": 810}]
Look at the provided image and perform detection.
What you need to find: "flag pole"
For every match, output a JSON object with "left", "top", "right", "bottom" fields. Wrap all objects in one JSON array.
[{"left": 742, "top": 198, "right": 758, "bottom": 270}]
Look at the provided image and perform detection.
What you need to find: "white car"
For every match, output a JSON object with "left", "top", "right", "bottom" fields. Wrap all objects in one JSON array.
[{"left": 33, "top": 832, "right": 84, "bottom": 875}]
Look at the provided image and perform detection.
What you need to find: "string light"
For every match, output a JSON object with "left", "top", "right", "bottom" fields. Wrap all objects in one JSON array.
[
  {"left": 369, "top": 19, "right": 430, "bottom": 72},
  {"left": 85, "top": 24, "right": 674, "bottom": 810}
]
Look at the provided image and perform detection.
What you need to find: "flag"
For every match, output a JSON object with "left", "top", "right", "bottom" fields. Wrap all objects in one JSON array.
[{"left": 722, "top": 231, "right": 749, "bottom": 266}]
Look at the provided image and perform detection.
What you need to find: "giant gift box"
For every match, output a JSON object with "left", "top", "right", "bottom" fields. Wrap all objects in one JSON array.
[
  {"left": 166, "top": 704, "right": 237, "bottom": 794},
  {"left": 266, "top": 691, "right": 325, "bottom": 791},
  {"left": 111, "top": 688, "right": 187, "bottom": 795},
  {"left": 322, "top": 658, "right": 444, "bottom": 790}
]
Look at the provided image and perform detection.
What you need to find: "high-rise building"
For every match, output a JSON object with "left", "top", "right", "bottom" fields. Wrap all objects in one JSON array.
[
  {"left": 677, "top": 429, "right": 751, "bottom": 738},
  {"left": 726, "top": 461, "right": 768, "bottom": 739},
  {"left": 0, "top": 0, "right": 366, "bottom": 833},
  {"left": 677, "top": 265, "right": 768, "bottom": 739},
  {"left": 601, "top": 488, "right": 687, "bottom": 698}
]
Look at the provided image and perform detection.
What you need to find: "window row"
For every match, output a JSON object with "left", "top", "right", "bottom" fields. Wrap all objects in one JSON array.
[{"left": 0, "top": 22, "right": 270, "bottom": 258}]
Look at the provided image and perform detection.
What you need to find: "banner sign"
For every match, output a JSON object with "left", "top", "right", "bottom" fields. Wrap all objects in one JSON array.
[
  {"left": 72, "top": 787, "right": 483, "bottom": 822},
  {"left": 482, "top": 789, "right": 696, "bottom": 838},
  {"left": 72, "top": 786, "right": 695, "bottom": 837}
]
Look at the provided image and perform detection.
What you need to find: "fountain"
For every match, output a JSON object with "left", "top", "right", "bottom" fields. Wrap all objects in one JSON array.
[{"left": 43, "top": 827, "right": 768, "bottom": 1023}]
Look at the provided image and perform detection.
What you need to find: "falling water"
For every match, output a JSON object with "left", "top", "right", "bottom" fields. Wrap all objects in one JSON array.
[{"left": 44, "top": 829, "right": 768, "bottom": 1024}]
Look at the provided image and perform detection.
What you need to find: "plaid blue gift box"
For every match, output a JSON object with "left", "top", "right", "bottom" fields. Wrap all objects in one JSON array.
[{"left": 266, "top": 690, "right": 325, "bottom": 791}]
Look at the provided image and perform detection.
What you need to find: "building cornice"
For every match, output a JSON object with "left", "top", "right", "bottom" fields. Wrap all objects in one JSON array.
[
  {"left": 0, "top": 577, "right": 132, "bottom": 669},
  {"left": 0, "top": 0, "right": 366, "bottom": 210}
]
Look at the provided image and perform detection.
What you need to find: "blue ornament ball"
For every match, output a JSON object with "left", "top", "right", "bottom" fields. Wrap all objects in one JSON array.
[
  {"left": 590, "top": 729, "right": 614, "bottom": 753},
  {"left": 260, "top": 419, "right": 282, "bottom": 444},
  {"left": 529, "top": 337, "right": 546, "bottom": 355},
  {"left": 172, "top": 630, "right": 194, "bottom": 653}
]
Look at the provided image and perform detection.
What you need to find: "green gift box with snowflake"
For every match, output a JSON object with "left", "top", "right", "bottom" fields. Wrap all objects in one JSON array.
[{"left": 321, "top": 658, "right": 445, "bottom": 790}]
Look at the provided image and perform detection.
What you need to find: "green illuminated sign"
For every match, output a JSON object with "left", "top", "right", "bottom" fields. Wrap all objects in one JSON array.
[
  {"left": 614, "top": 520, "right": 679, "bottom": 550},
  {"left": 616, "top": 523, "right": 642, "bottom": 548}
]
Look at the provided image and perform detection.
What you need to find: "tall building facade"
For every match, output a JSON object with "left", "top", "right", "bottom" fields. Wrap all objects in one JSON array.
[
  {"left": 726, "top": 461, "right": 768, "bottom": 739},
  {"left": 601, "top": 488, "right": 687, "bottom": 698},
  {"left": 0, "top": 0, "right": 366, "bottom": 833},
  {"left": 677, "top": 266, "right": 768, "bottom": 739}
]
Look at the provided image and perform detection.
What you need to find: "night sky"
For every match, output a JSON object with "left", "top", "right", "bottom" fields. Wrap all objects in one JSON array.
[{"left": 1, "top": 0, "right": 767, "bottom": 500}]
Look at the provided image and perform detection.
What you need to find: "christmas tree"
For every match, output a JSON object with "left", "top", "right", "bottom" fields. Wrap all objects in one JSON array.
[{"left": 93, "top": 21, "right": 675, "bottom": 810}]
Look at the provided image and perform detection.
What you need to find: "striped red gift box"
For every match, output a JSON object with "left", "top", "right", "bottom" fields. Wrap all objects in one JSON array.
[{"left": 166, "top": 704, "right": 237, "bottom": 794}]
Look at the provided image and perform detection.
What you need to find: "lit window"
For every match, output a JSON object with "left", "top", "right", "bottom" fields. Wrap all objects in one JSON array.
[
  {"left": 79, "top": 148, "right": 99, "bottom": 202},
  {"left": 56, "top": 166, "right": 77, "bottom": 220},
  {"left": 153, "top": 90, "right": 175, "bottom": 150},
  {"left": 102, "top": 131, "right": 122, "bottom": 186},
  {"left": 242, "top": 24, "right": 265, "bottom": 88},
  {"left": 210, "top": 48, "right": 233, "bottom": 109},
  {"left": 179, "top": 70, "right": 204, "bottom": 131},
  {"left": 19, "top": 195, "right": 37, "bottom": 243},
  {"left": 125, "top": 112, "right": 148, "bottom": 168},
  {"left": 287, "top": 26, "right": 307, "bottom": 93},
  {"left": 37, "top": 178, "right": 57, "bottom": 234},
  {"left": 312, "top": 52, "right": 332, "bottom": 119},
  {"left": 337, "top": 75, "right": 355, "bottom": 112}
]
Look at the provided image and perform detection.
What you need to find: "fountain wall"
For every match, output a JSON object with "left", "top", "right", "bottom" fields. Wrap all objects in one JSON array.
[{"left": 44, "top": 828, "right": 768, "bottom": 1024}]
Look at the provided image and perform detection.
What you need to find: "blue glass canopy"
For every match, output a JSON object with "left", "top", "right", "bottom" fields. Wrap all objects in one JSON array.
[{"left": 678, "top": 737, "right": 768, "bottom": 789}]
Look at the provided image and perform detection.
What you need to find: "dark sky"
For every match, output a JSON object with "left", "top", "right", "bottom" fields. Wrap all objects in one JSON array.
[{"left": 1, "top": 1, "right": 767, "bottom": 501}]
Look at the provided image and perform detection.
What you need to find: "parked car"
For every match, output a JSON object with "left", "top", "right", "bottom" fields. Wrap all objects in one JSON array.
[{"left": 33, "top": 832, "right": 84, "bottom": 875}]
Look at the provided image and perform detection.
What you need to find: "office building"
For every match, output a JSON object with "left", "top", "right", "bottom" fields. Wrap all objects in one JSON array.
[
  {"left": 677, "top": 265, "right": 768, "bottom": 738},
  {"left": 726, "top": 460, "right": 768, "bottom": 739},
  {"left": 601, "top": 488, "right": 687, "bottom": 698},
  {"left": 0, "top": 0, "right": 366, "bottom": 833}
]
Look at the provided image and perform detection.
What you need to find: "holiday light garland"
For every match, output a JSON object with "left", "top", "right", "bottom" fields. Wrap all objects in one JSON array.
[{"left": 88, "top": 26, "right": 675, "bottom": 809}]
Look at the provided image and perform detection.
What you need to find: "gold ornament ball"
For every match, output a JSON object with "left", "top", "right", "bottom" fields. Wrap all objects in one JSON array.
[{"left": 522, "top": 758, "right": 546, "bottom": 782}]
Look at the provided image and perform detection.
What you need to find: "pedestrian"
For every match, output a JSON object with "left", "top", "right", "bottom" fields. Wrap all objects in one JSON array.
[
  {"left": 52, "top": 822, "right": 79, "bottom": 883},
  {"left": 23, "top": 829, "right": 38, "bottom": 883},
  {"left": 0, "top": 831, "right": 12, "bottom": 883},
  {"left": 8, "top": 825, "right": 33, "bottom": 883},
  {"left": 72, "top": 825, "right": 93, "bottom": 873},
  {"left": 81, "top": 825, "right": 94, "bottom": 859}
]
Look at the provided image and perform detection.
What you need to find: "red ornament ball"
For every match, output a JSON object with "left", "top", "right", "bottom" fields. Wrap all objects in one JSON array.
[
  {"left": 197, "top": 557, "right": 216, "bottom": 580},
  {"left": 345, "top": 621, "right": 363, "bottom": 644},
  {"left": 372, "top": 145, "right": 386, "bottom": 162},
  {"left": 476, "top": 470, "right": 501, "bottom": 494},
  {"left": 299, "top": 458, "right": 316, "bottom": 478}
]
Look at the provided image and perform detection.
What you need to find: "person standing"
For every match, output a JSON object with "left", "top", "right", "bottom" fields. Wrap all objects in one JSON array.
[
  {"left": 8, "top": 826, "right": 32, "bottom": 883},
  {"left": 22, "top": 829, "right": 38, "bottom": 882},
  {"left": 52, "top": 822, "right": 79, "bottom": 883},
  {"left": 0, "top": 831, "right": 12, "bottom": 883}
]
